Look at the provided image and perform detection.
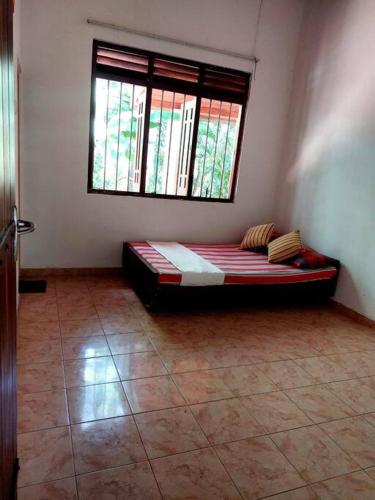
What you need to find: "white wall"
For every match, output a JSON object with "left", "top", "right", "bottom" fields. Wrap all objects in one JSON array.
[
  {"left": 19, "top": 0, "right": 304, "bottom": 268},
  {"left": 275, "top": 0, "right": 375, "bottom": 320}
]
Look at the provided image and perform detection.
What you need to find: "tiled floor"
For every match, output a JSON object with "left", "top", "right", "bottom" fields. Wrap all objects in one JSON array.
[{"left": 16, "top": 275, "right": 375, "bottom": 499}]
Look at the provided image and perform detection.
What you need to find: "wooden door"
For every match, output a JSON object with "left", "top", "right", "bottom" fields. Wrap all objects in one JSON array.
[{"left": 0, "top": 0, "right": 18, "bottom": 498}]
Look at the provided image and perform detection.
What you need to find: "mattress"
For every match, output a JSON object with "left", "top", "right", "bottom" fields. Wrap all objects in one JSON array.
[{"left": 128, "top": 242, "right": 338, "bottom": 286}]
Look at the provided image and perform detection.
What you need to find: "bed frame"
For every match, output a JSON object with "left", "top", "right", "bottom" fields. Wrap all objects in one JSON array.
[{"left": 122, "top": 242, "right": 341, "bottom": 310}]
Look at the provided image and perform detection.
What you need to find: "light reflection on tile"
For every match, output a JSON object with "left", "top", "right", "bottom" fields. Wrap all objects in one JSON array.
[
  {"left": 62, "top": 336, "right": 110, "bottom": 360},
  {"left": 60, "top": 318, "right": 104, "bottom": 338},
  {"left": 67, "top": 382, "right": 131, "bottom": 423},
  {"left": 113, "top": 352, "right": 167, "bottom": 380},
  {"left": 107, "top": 333, "right": 154, "bottom": 355},
  {"left": 123, "top": 376, "right": 185, "bottom": 413},
  {"left": 64, "top": 356, "right": 119, "bottom": 387}
]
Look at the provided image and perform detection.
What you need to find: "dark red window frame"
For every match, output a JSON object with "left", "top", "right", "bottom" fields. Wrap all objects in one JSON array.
[{"left": 88, "top": 40, "right": 251, "bottom": 202}]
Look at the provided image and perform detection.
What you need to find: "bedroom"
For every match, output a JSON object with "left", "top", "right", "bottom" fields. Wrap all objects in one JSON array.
[{"left": 1, "top": 0, "right": 375, "bottom": 498}]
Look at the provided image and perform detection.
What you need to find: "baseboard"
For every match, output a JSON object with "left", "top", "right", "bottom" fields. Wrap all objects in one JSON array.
[
  {"left": 332, "top": 300, "right": 375, "bottom": 329},
  {"left": 20, "top": 267, "right": 123, "bottom": 278}
]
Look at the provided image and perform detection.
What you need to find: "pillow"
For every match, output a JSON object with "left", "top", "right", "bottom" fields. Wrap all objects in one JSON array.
[
  {"left": 268, "top": 230, "right": 303, "bottom": 263},
  {"left": 291, "top": 248, "right": 328, "bottom": 269},
  {"left": 240, "top": 223, "right": 275, "bottom": 250}
]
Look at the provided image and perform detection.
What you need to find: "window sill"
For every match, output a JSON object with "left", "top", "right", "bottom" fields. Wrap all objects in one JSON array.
[{"left": 87, "top": 188, "right": 234, "bottom": 203}]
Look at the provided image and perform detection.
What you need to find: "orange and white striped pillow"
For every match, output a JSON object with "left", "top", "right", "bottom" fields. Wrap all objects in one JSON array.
[
  {"left": 268, "top": 230, "right": 303, "bottom": 263},
  {"left": 240, "top": 223, "right": 275, "bottom": 250}
]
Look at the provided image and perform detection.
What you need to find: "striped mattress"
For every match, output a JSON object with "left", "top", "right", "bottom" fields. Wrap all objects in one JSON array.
[{"left": 128, "top": 242, "right": 337, "bottom": 285}]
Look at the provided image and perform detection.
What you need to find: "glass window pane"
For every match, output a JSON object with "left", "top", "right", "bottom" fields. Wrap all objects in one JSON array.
[
  {"left": 192, "top": 100, "right": 242, "bottom": 199},
  {"left": 145, "top": 89, "right": 196, "bottom": 196},
  {"left": 92, "top": 78, "right": 146, "bottom": 192}
]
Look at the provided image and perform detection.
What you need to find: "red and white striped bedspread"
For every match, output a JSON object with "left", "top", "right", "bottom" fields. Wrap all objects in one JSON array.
[{"left": 129, "top": 242, "right": 337, "bottom": 285}]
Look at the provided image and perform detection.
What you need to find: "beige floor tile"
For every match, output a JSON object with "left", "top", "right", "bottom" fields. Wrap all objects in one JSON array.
[
  {"left": 57, "top": 292, "right": 94, "bottom": 307},
  {"left": 320, "top": 416, "right": 375, "bottom": 468},
  {"left": 18, "top": 302, "right": 59, "bottom": 323},
  {"left": 60, "top": 318, "right": 104, "bottom": 337},
  {"left": 71, "top": 415, "right": 146, "bottom": 474},
  {"left": 67, "top": 382, "right": 131, "bottom": 423},
  {"left": 267, "top": 486, "right": 318, "bottom": 499},
  {"left": 258, "top": 360, "right": 316, "bottom": 389},
  {"left": 18, "top": 389, "right": 69, "bottom": 433},
  {"left": 18, "top": 477, "right": 77, "bottom": 500},
  {"left": 242, "top": 391, "right": 312, "bottom": 433},
  {"left": 172, "top": 370, "right": 233, "bottom": 404},
  {"left": 151, "top": 447, "right": 241, "bottom": 499},
  {"left": 364, "top": 412, "right": 375, "bottom": 427},
  {"left": 100, "top": 313, "right": 143, "bottom": 333},
  {"left": 113, "top": 352, "right": 167, "bottom": 380},
  {"left": 191, "top": 398, "right": 264, "bottom": 444},
  {"left": 135, "top": 406, "right": 208, "bottom": 458},
  {"left": 18, "top": 426, "right": 74, "bottom": 487},
  {"left": 56, "top": 277, "right": 89, "bottom": 293},
  {"left": 159, "top": 347, "right": 212, "bottom": 373},
  {"left": 95, "top": 302, "right": 131, "bottom": 316},
  {"left": 17, "top": 362, "right": 65, "bottom": 394},
  {"left": 106, "top": 332, "right": 154, "bottom": 355},
  {"left": 327, "top": 351, "right": 375, "bottom": 378},
  {"left": 215, "top": 364, "right": 277, "bottom": 396},
  {"left": 90, "top": 289, "right": 130, "bottom": 304},
  {"left": 18, "top": 320, "right": 61, "bottom": 340},
  {"left": 58, "top": 303, "right": 98, "bottom": 321},
  {"left": 285, "top": 385, "right": 355, "bottom": 423},
  {"left": 62, "top": 336, "right": 110, "bottom": 360},
  {"left": 311, "top": 471, "right": 375, "bottom": 499},
  {"left": 327, "top": 378, "right": 375, "bottom": 413},
  {"left": 17, "top": 339, "right": 62, "bottom": 365},
  {"left": 123, "top": 375, "right": 185, "bottom": 413},
  {"left": 64, "top": 356, "right": 119, "bottom": 387},
  {"left": 215, "top": 436, "right": 305, "bottom": 499},
  {"left": 271, "top": 425, "right": 359, "bottom": 483},
  {"left": 295, "top": 356, "right": 351, "bottom": 383},
  {"left": 76, "top": 461, "right": 161, "bottom": 500}
]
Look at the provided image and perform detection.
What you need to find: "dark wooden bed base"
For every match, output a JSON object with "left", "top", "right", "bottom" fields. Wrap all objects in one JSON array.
[{"left": 122, "top": 242, "right": 341, "bottom": 311}]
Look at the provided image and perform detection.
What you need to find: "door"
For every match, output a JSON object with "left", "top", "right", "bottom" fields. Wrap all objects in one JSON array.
[{"left": 0, "top": 0, "right": 18, "bottom": 498}]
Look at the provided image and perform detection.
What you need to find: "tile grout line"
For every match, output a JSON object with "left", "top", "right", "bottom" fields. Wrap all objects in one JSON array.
[
  {"left": 56, "top": 289, "right": 80, "bottom": 495},
  {"left": 183, "top": 403, "right": 246, "bottom": 499}
]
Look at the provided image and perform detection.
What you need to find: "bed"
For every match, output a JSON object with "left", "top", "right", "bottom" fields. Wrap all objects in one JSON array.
[{"left": 123, "top": 241, "right": 340, "bottom": 310}]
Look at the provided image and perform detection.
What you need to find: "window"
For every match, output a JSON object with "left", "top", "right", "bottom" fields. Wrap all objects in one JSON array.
[{"left": 88, "top": 40, "right": 250, "bottom": 201}]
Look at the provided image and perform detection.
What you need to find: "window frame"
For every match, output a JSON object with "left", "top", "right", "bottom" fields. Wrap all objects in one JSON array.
[{"left": 87, "top": 39, "right": 251, "bottom": 203}]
